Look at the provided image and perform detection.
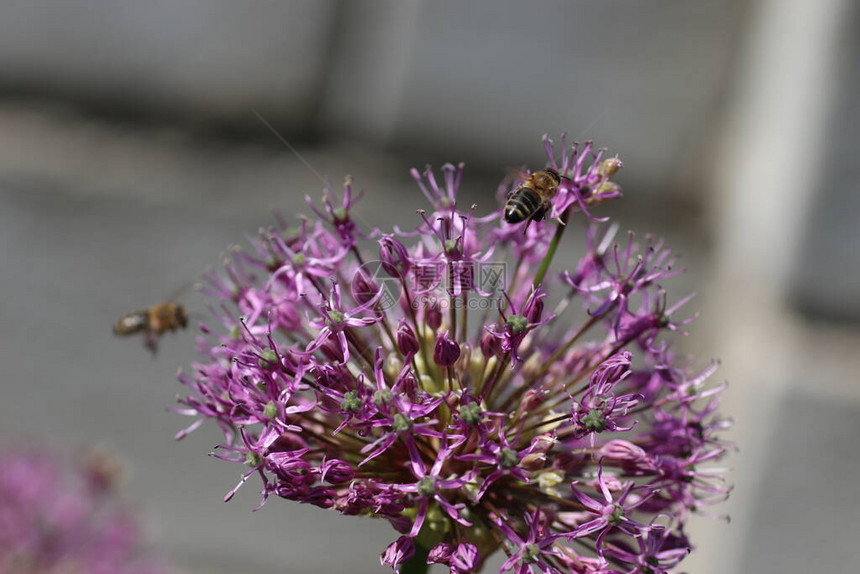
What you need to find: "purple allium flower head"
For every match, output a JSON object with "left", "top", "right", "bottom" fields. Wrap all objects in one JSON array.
[
  {"left": 0, "top": 449, "right": 170, "bottom": 574},
  {"left": 176, "top": 135, "right": 731, "bottom": 573}
]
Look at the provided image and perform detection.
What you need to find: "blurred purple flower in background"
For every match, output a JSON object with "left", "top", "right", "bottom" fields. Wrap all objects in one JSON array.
[
  {"left": 175, "top": 135, "right": 731, "bottom": 573},
  {"left": 0, "top": 449, "right": 170, "bottom": 574}
]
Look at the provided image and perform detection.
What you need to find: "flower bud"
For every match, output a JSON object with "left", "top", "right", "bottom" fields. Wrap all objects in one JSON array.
[
  {"left": 530, "top": 432, "right": 557, "bottom": 455},
  {"left": 451, "top": 543, "right": 479, "bottom": 572},
  {"left": 454, "top": 342, "right": 471, "bottom": 372},
  {"left": 595, "top": 180, "right": 622, "bottom": 198},
  {"left": 398, "top": 370, "right": 420, "bottom": 397},
  {"left": 379, "top": 235, "right": 412, "bottom": 278},
  {"left": 480, "top": 329, "right": 501, "bottom": 358},
  {"left": 526, "top": 298, "right": 544, "bottom": 323},
  {"left": 428, "top": 543, "right": 453, "bottom": 565},
  {"left": 320, "top": 339, "right": 345, "bottom": 363},
  {"left": 598, "top": 156, "right": 623, "bottom": 178},
  {"left": 537, "top": 471, "right": 564, "bottom": 496},
  {"left": 381, "top": 536, "right": 415, "bottom": 569},
  {"left": 396, "top": 320, "right": 419, "bottom": 357},
  {"left": 429, "top": 542, "right": 479, "bottom": 571},
  {"left": 599, "top": 439, "right": 649, "bottom": 465},
  {"left": 590, "top": 351, "right": 633, "bottom": 392},
  {"left": 522, "top": 287, "right": 546, "bottom": 323},
  {"left": 305, "top": 486, "right": 335, "bottom": 509},
  {"left": 434, "top": 331, "right": 461, "bottom": 367},
  {"left": 522, "top": 433, "right": 557, "bottom": 470},
  {"left": 426, "top": 300, "right": 443, "bottom": 331},
  {"left": 520, "top": 388, "right": 547, "bottom": 412},
  {"left": 320, "top": 459, "right": 354, "bottom": 485},
  {"left": 351, "top": 270, "right": 379, "bottom": 305},
  {"left": 266, "top": 452, "right": 312, "bottom": 482}
]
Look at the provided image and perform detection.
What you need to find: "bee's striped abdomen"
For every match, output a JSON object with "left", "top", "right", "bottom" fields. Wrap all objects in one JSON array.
[
  {"left": 504, "top": 189, "right": 541, "bottom": 224},
  {"left": 113, "top": 311, "right": 149, "bottom": 336}
]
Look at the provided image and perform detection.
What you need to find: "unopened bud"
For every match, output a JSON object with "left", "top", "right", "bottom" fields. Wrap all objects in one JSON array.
[
  {"left": 426, "top": 300, "right": 443, "bottom": 331},
  {"left": 598, "top": 157, "right": 623, "bottom": 178},
  {"left": 538, "top": 471, "right": 564, "bottom": 496},
  {"left": 526, "top": 297, "right": 544, "bottom": 324},
  {"left": 434, "top": 331, "right": 461, "bottom": 367},
  {"left": 480, "top": 330, "right": 501, "bottom": 358},
  {"left": 454, "top": 343, "right": 471, "bottom": 372},
  {"left": 396, "top": 321, "right": 419, "bottom": 356},
  {"left": 351, "top": 270, "right": 379, "bottom": 305},
  {"left": 520, "top": 388, "right": 547, "bottom": 412},
  {"left": 379, "top": 235, "right": 412, "bottom": 278},
  {"left": 321, "top": 459, "right": 354, "bottom": 485}
]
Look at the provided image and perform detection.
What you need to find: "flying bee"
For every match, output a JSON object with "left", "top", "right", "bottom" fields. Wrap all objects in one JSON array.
[
  {"left": 113, "top": 301, "right": 188, "bottom": 354},
  {"left": 504, "top": 168, "right": 563, "bottom": 225}
]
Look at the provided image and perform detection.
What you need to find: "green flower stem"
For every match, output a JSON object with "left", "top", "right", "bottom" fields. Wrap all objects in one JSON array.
[{"left": 532, "top": 207, "right": 572, "bottom": 288}]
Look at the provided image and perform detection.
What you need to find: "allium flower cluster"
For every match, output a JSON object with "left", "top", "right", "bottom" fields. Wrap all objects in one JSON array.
[
  {"left": 176, "top": 135, "right": 730, "bottom": 573},
  {"left": 0, "top": 449, "right": 170, "bottom": 574}
]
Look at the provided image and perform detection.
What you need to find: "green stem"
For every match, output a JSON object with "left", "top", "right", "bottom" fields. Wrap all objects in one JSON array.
[
  {"left": 402, "top": 281, "right": 431, "bottom": 372},
  {"left": 532, "top": 207, "right": 572, "bottom": 288},
  {"left": 400, "top": 542, "right": 431, "bottom": 574}
]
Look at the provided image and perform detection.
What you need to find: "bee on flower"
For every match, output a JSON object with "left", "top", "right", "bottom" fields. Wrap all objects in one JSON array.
[{"left": 175, "top": 135, "right": 730, "bottom": 573}]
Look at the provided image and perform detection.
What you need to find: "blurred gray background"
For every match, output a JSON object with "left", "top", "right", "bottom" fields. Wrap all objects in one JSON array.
[{"left": 0, "top": 1, "right": 858, "bottom": 573}]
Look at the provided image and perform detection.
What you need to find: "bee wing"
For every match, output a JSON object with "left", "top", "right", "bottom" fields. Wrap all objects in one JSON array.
[
  {"left": 502, "top": 166, "right": 531, "bottom": 199},
  {"left": 164, "top": 282, "right": 195, "bottom": 304},
  {"left": 505, "top": 166, "right": 531, "bottom": 182}
]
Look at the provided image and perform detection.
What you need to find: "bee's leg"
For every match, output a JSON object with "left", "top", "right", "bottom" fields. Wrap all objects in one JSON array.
[
  {"left": 144, "top": 332, "right": 159, "bottom": 356},
  {"left": 532, "top": 206, "right": 547, "bottom": 222}
]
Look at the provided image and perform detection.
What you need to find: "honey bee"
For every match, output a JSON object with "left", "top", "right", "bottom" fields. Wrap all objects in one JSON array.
[
  {"left": 504, "top": 168, "right": 563, "bottom": 225},
  {"left": 113, "top": 301, "right": 188, "bottom": 354}
]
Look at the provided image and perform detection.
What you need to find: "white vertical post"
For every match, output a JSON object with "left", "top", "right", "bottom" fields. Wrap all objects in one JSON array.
[{"left": 687, "top": 1, "right": 848, "bottom": 573}]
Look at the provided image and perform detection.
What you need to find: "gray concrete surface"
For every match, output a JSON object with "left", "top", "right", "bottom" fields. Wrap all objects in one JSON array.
[{"left": 740, "top": 392, "right": 860, "bottom": 574}]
